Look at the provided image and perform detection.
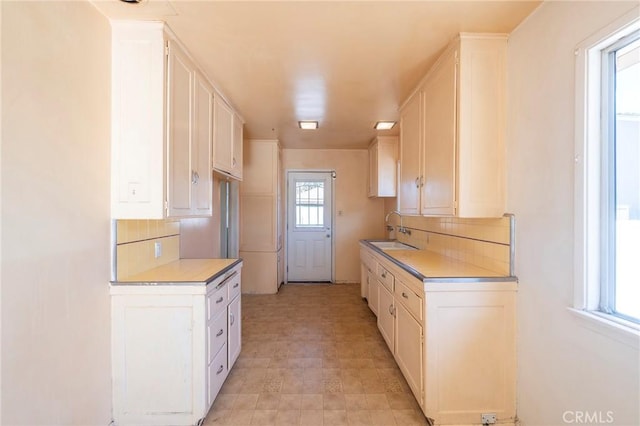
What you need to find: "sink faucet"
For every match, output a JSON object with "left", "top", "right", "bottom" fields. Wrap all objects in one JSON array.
[{"left": 384, "top": 211, "right": 411, "bottom": 235}]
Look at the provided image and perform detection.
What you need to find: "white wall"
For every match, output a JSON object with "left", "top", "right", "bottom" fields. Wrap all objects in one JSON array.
[
  {"left": 1, "top": 1, "right": 112, "bottom": 424},
  {"left": 507, "top": 2, "right": 639, "bottom": 425},
  {"left": 283, "top": 149, "right": 387, "bottom": 282}
]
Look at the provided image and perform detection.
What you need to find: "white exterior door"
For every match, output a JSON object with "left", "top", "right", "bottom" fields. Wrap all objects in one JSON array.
[{"left": 287, "top": 172, "right": 333, "bottom": 282}]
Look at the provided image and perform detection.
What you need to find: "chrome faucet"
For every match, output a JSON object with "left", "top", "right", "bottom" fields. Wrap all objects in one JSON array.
[{"left": 384, "top": 211, "right": 411, "bottom": 235}]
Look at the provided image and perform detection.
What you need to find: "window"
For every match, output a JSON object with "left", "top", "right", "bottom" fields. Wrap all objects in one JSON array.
[
  {"left": 295, "top": 180, "right": 325, "bottom": 228},
  {"left": 602, "top": 33, "right": 640, "bottom": 323},
  {"left": 574, "top": 8, "right": 640, "bottom": 341}
]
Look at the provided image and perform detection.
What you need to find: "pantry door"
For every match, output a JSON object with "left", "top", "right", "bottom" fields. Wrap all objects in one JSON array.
[{"left": 287, "top": 172, "right": 333, "bottom": 282}]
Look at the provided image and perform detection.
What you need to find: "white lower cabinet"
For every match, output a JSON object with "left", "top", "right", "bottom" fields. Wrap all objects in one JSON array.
[
  {"left": 360, "top": 243, "right": 516, "bottom": 425},
  {"left": 377, "top": 283, "right": 395, "bottom": 351},
  {"left": 111, "top": 264, "right": 242, "bottom": 426},
  {"left": 367, "top": 270, "right": 379, "bottom": 316},
  {"left": 228, "top": 294, "right": 241, "bottom": 367},
  {"left": 395, "top": 300, "right": 423, "bottom": 405}
]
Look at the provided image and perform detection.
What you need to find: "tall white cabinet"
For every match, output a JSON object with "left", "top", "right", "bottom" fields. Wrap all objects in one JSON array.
[
  {"left": 239, "top": 139, "right": 284, "bottom": 294},
  {"left": 398, "top": 33, "right": 507, "bottom": 217}
]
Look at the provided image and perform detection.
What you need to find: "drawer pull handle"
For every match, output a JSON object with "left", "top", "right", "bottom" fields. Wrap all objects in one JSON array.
[
  {"left": 230, "top": 312, "right": 235, "bottom": 326},
  {"left": 233, "top": 283, "right": 239, "bottom": 289},
  {"left": 216, "top": 365, "right": 224, "bottom": 375},
  {"left": 402, "top": 292, "right": 409, "bottom": 299},
  {"left": 216, "top": 329, "right": 224, "bottom": 337},
  {"left": 216, "top": 297, "right": 224, "bottom": 304},
  {"left": 388, "top": 304, "right": 395, "bottom": 316},
  {"left": 214, "top": 271, "right": 238, "bottom": 290}
]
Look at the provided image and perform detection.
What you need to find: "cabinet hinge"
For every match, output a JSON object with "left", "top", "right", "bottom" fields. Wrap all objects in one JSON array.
[
  {"left": 164, "top": 200, "right": 169, "bottom": 212},
  {"left": 165, "top": 41, "right": 169, "bottom": 57}
]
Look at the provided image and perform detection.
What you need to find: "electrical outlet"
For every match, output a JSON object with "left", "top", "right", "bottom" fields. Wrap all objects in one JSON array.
[
  {"left": 154, "top": 242, "right": 162, "bottom": 258},
  {"left": 482, "top": 413, "right": 497, "bottom": 425}
]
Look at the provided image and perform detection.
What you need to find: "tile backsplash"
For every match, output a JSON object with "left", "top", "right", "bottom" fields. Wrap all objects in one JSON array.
[
  {"left": 115, "top": 219, "right": 180, "bottom": 280},
  {"left": 387, "top": 215, "right": 513, "bottom": 275}
]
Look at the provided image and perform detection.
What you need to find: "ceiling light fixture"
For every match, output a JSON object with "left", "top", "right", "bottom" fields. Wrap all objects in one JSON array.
[
  {"left": 374, "top": 121, "right": 396, "bottom": 130},
  {"left": 299, "top": 121, "right": 319, "bottom": 130}
]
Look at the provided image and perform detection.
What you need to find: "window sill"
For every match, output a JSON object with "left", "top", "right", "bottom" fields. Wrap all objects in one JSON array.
[{"left": 568, "top": 308, "right": 640, "bottom": 349}]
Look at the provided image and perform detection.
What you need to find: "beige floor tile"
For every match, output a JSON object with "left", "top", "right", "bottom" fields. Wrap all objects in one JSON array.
[
  {"left": 392, "top": 409, "right": 429, "bottom": 426},
  {"left": 301, "top": 394, "right": 324, "bottom": 410},
  {"left": 228, "top": 409, "right": 254, "bottom": 425},
  {"left": 250, "top": 409, "right": 277, "bottom": 426},
  {"left": 346, "top": 409, "right": 371, "bottom": 425},
  {"left": 323, "top": 393, "right": 346, "bottom": 410},
  {"left": 343, "top": 394, "right": 368, "bottom": 410},
  {"left": 368, "top": 409, "right": 397, "bottom": 426},
  {"left": 234, "top": 394, "right": 259, "bottom": 410},
  {"left": 275, "top": 409, "right": 301, "bottom": 426},
  {"left": 299, "top": 409, "right": 324, "bottom": 426},
  {"left": 256, "top": 393, "right": 281, "bottom": 410},
  {"left": 323, "top": 409, "right": 348, "bottom": 426},
  {"left": 278, "top": 394, "right": 302, "bottom": 410},
  {"left": 366, "top": 393, "right": 390, "bottom": 410}
]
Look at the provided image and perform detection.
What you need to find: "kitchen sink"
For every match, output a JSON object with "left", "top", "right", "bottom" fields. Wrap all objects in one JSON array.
[{"left": 369, "top": 241, "right": 417, "bottom": 250}]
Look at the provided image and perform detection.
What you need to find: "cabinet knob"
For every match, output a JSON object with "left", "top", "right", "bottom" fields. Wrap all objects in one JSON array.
[
  {"left": 216, "top": 297, "right": 224, "bottom": 304},
  {"left": 402, "top": 292, "right": 409, "bottom": 299},
  {"left": 216, "top": 365, "right": 224, "bottom": 375},
  {"left": 216, "top": 329, "right": 224, "bottom": 337}
]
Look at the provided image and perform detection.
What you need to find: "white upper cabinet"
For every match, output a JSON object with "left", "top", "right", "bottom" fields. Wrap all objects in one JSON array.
[
  {"left": 111, "top": 21, "right": 240, "bottom": 219},
  {"left": 398, "top": 34, "right": 507, "bottom": 218},
  {"left": 213, "top": 98, "right": 244, "bottom": 180},
  {"left": 213, "top": 96, "right": 234, "bottom": 175},
  {"left": 398, "top": 93, "right": 422, "bottom": 215},
  {"left": 368, "top": 136, "right": 398, "bottom": 198},
  {"left": 166, "top": 43, "right": 213, "bottom": 218},
  {"left": 231, "top": 114, "right": 244, "bottom": 180}
]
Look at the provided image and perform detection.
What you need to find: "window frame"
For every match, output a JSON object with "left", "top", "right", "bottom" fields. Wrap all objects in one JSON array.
[{"left": 573, "top": 6, "right": 640, "bottom": 347}]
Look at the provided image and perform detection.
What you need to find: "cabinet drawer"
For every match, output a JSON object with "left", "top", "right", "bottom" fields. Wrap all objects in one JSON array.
[
  {"left": 377, "top": 264, "right": 395, "bottom": 292},
  {"left": 208, "top": 310, "right": 227, "bottom": 364},
  {"left": 395, "top": 280, "right": 423, "bottom": 321},
  {"left": 207, "top": 284, "right": 228, "bottom": 322},
  {"left": 227, "top": 272, "right": 241, "bottom": 301},
  {"left": 360, "top": 248, "right": 375, "bottom": 272},
  {"left": 207, "top": 342, "right": 228, "bottom": 408}
]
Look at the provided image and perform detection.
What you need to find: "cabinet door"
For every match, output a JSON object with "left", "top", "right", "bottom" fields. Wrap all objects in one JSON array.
[
  {"left": 395, "top": 302, "right": 423, "bottom": 405},
  {"left": 421, "top": 48, "right": 457, "bottom": 216},
  {"left": 192, "top": 72, "right": 214, "bottom": 216},
  {"left": 368, "top": 142, "right": 378, "bottom": 197},
  {"left": 367, "top": 270, "right": 378, "bottom": 316},
  {"left": 167, "top": 42, "right": 194, "bottom": 217},
  {"left": 213, "top": 96, "right": 233, "bottom": 174},
  {"left": 399, "top": 93, "right": 422, "bottom": 214},
  {"left": 227, "top": 295, "right": 241, "bottom": 369},
  {"left": 231, "top": 115, "right": 243, "bottom": 179},
  {"left": 377, "top": 283, "right": 395, "bottom": 353}
]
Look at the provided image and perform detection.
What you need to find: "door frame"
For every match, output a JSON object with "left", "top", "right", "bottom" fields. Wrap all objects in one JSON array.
[{"left": 285, "top": 169, "right": 336, "bottom": 284}]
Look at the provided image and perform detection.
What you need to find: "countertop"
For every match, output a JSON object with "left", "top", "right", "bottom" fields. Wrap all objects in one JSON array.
[
  {"left": 361, "top": 240, "right": 516, "bottom": 283},
  {"left": 113, "top": 258, "right": 242, "bottom": 285}
]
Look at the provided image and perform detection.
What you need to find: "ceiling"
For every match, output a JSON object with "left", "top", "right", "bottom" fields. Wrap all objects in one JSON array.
[{"left": 92, "top": 0, "right": 541, "bottom": 149}]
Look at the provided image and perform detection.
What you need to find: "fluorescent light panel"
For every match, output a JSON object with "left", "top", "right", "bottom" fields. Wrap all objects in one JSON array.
[
  {"left": 375, "top": 121, "right": 396, "bottom": 130},
  {"left": 299, "top": 121, "right": 318, "bottom": 130}
]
